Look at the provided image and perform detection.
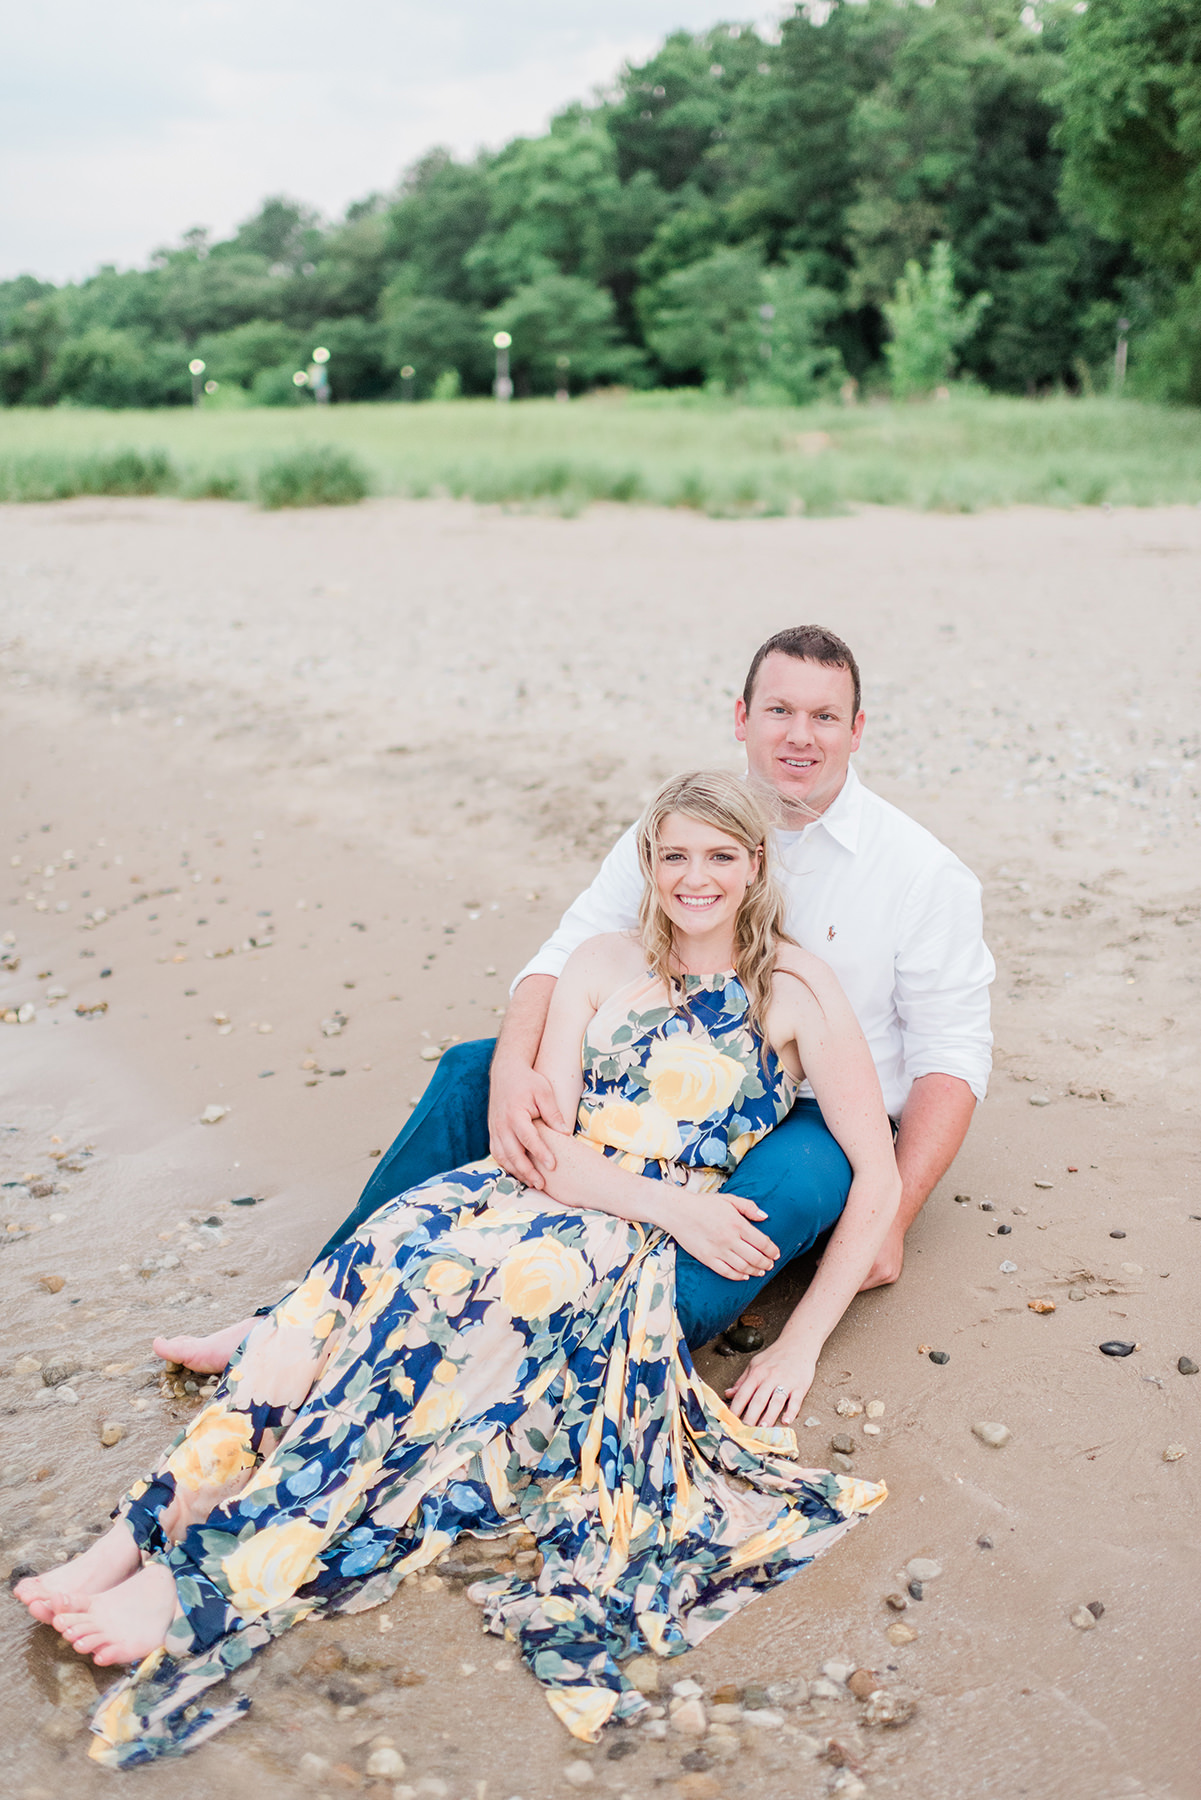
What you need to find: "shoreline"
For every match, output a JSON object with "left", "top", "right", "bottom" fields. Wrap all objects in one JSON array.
[{"left": 2, "top": 496, "right": 1197, "bottom": 1797}]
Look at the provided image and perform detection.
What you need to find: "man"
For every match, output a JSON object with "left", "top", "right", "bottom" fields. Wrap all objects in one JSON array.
[{"left": 157, "top": 624, "right": 992, "bottom": 1371}]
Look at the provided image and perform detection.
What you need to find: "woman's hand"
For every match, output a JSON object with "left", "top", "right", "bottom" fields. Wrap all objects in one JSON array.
[
  {"left": 724, "top": 1337, "right": 818, "bottom": 1429},
  {"left": 664, "top": 1191, "right": 779, "bottom": 1283}
]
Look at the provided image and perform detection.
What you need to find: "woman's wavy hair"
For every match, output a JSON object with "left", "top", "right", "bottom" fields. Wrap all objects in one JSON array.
[{"left": 636, "top": 769, "right": 793, "bottom": 1031}]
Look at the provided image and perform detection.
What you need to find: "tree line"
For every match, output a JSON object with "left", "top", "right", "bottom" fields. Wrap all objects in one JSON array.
[{"left": 2, "top": 0, "right": 1198, "bottom": 409}]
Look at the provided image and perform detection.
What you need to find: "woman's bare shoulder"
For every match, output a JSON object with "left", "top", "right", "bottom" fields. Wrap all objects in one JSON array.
[
  {"left": 561, "top": 930, "right": 645, "bottom": 985},
  {"left": 770, "top": 943, "right": 849, "bottom": 1010}
]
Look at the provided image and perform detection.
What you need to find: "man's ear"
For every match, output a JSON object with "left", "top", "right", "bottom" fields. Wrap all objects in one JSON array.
[
  {"left": 734, "top": 697, "right": 749, "bottom": 742},
  {"left": 850, "top": 709, "right": 866, "bottom": 752}
]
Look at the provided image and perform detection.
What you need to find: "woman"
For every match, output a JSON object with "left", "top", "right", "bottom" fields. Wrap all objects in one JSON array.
[{"left": 18, "top": 770, "right": 900, "bottom": 1766}]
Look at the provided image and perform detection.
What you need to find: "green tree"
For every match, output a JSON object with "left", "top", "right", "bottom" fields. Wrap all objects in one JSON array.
[
  {"left": 883, "top": 241, "right": 990, "bottom": 398},
  {"left": 0, "top": 294, "right": 68, "bottom": 404},
  {"left": 382, "top": 151, "right": 494, "bottom": 306},
  {"left": 644, "top": 244, "right": 766, "bottom": 389},
  {"left": 758, "top": 260, "right": 847, "bottom": 403},
  {"left": 379, "top": 293, "right": 491, "bottom": 397},
  {"left": 486, "top": 273, "right": 646, "bottom": 393}
]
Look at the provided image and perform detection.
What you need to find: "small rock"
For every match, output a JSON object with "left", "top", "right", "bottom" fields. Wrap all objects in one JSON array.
[
  {"left": 1086, "top": 1601, "right": 1105, "bottom": 1618},
  {"left": 929, "top": 1350, "right": 950, "bottom": 1365},
  {"left": 711, "top": 1683, "right": 741, "bottom": 1705},
  {"left": 908, "top": 1580, "right": 924, "bottom": 1601},
  {"left": 199, "top": 1104, "right": 229, "bottom": 1125},
  {"left": 625, "top": 1654, "right": 660, "bottom": 1695},
  {"left": 739, "top": 1707, "right": 784, "bottom": 1728},
  {"left": 419, "top": 1044, "right": 441, "bottom": 1062},
  {"left": 38, "top": 1274, "right": 66, "bottom": 1294},
  {"left": 835, "top": 1398, "right": 863, "bottom": 1417},
  {"left": 669, "top": 1697, "right": 707, "bottom": 1737},
  {"left": 606, "top": 1737, "right": 639, "bottom": 1760},
  {"left": 830, "top": 1433, "right": 855, "bottom": 1456},
  {"left": 675, "top": 1776, "right": 722, "bottom": 1800},
  {"left": 1177, "top": 1357, "right": 1198, "bottom": 1375},
  {"left": 954, "top": 1193, "right": 971, "bottom": 1204},
  {"left": 979, "top": 1200, "right": 994, "bottom": 1211},
  {"left": 822, "top": 1660, "right": 855, "bottom": 1686},
  {"left": 1069, "top": 1605, "right": 1097, "bottom": 1631},
  {"left": 1099, "top": 1341, "right": 1136, "bottom": 1357},
  {"left": 972, "top": 1421, "right": 1011, "bottom": 1448},
  {"left": 907, "top": 1558, "right": 942, "bottom": 1582},
  {"left": 1068, "top": 1285, "right": 1087, "bottom": 1302},
  {"left": 563, "top": 1760, "right": 594, "bottom": 1787},
  {"left": 99, "top": 1421, "right": 124, "bottom": 1447},
  {"left": 829, "top": 1775, "right": 867, "bottom": 1799},
  {"left": 767, "top": 1678, "right": 806, "bottom": 1706},
  {"left": 297, "top": 1751, "right": 331, "bottom": 1782},
  {"left": 57, "top": 1386, "right": 79, "bottom": 1404},
  {"left": 865, "top": 1400, "right": 885, "bottom": 1419},
  {"left": 1034, "top": 1180, "right": 1054, "bottom": 1190},
  {"left": 808, "top": 1678, "right": 843, "bottom": 1702},
  {"left": 704, "top": 1736, "right": 740, "bottom": 1763},
  {"left": 885, "top": 1592, "right": 908, "bottom": 1611},
  {"left": 864, "top": 1687, "right": 918, "bottom": 1728},
  {"left": 1028, "top": 1298, "right": 1056, "bottom": 1314},
  {"left": 41, "top": 1360, "right": 80, "bottom": 1387},
  {"left": 977, "top": 1536, "right": 994, "bottom": 1550},
  {"left": 1163, "top": 1443, "right": 1187, "bottom": 1462},
  {"left": 830, "top": 1452, "right": 855, "bottom": 1473},
  {"left": 708, "top": 1703, "right": 742, "bottom": 1724},
  {"left": 365, "top": 1746, "right": 406, "bottom": 1778},
  {"left": 1108, "top": 1229, "right": 1126, "bottom": 1239},
  {"left": 886, "top": 1622, "right": 917, "bottom": 1646},
  {"left": 722, "top": 1323, "right": 763, "bottom": 1353},
  {"left": 847, "top": 1668, "right": 878, "bottom": 1700},
  {"left": 641, "top": 1719, "right": 668, "bottom": 1740},
  {"left": 997, "top": 1223, "right": 1012, "bottom": 1235},
  {"left": 862, "top": 1422, "right": 881, "bottom": 1436},
  {"left": 672, "top": 1678, "right": 703, "bottom": 1699},
  {"left": 742, "top": 1683, "right": 769, "bottom": 1709},
  {"left": 14, "top": 1355, "right": 42, "bottom": 1375},
  {"left": 1029, "top": 1095, "right": 1051, "bottom": 1106},
  {"left": 999, "top": 1259, "right": 1018, "bottom": 1274}
]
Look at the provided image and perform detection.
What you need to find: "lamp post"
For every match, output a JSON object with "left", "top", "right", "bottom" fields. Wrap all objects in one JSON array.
[
  {"left": 554, "top": 354, "right": 570, "bottom": 402},
  {"left": 493, "top": 330, "right": 513, "bottom": 402},
  {"left": 400, "top": 365, "right": 416, "bottom": 401},
  {"left": 1114, "top": 317, "right": 1130, "bottom": 393},
  {"left": 188, "top": 358, "right": 205, "bottom": 408},
  {"left": 311, "top": 345, "right": 331, "bottom": 405},
  {"left": 293, "top": 370, "right": 309, "bottom": 398},
  {"left": 758, "top": 302, "right": 775, "bottom": 362}
]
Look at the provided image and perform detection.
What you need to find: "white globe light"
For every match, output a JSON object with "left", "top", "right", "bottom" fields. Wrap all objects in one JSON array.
[
  {"left": 492, "top": 331, "right": 512, "bottom": 349},
  {"left": 293, "top": 370, "right": 309, "bottom": 386},
  {"left": 312, "top": 346, "right": 330, "bottom": 363},
  {"left": 188, "top": 358, "right": 205, "bottom": 375}
]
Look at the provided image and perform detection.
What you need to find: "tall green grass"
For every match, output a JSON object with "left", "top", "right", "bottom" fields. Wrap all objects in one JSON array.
[{"left": 0, "top": 392, "right": 1198, "bottom": 514}]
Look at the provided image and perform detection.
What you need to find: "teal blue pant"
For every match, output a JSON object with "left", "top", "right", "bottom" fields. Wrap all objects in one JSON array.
[{"left": 317, "top": 1039, "right": 852, "bottom": 1349}]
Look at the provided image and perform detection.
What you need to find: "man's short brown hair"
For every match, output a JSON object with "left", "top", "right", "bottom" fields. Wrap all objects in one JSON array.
[{"left": 742, "top": 626, "right": 862, "bottom": 718}]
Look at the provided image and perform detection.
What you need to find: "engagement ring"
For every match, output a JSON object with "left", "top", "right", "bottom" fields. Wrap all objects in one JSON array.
[{"left": 773, "top": 1385, "right": 786, "bottom": 1395}]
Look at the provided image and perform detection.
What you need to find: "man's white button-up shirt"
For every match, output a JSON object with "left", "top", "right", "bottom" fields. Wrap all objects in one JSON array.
[{"left": 513, "top": 765, "right": 994, "bottom": 1118}]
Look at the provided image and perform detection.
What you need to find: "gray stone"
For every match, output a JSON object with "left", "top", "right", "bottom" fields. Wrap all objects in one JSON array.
[
  {"left": 1178, "top": 1357, "right": 1198, "bottom": 1376},
  {"left": 1069, "top": 1605, "right": 1097, "bottom": 1631},
  {"left": 972, "top": 1421, "right": 1011, "bottom": 1448},
  {"left": 830, "top": 1451, "right": 855, "bottom": 1473},
  {"left": 41, "top": 1361, "right": 80, "bottom": 1388},
  {"left": 830, "top": 1434, "right": 855, "bottom": 1456},
  {"left": 906, "top": 1558, "right": 943, "bottom": 1582},
  {"left": 808, "top": 1678, "right": 844, "bottom": 1702},
  {"left": 864, "top": 1687, "right": 918, "bottom": 1728}
]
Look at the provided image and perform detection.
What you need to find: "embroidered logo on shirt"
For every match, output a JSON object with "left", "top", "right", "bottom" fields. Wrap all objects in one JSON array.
[{"left": 827, "top": 925, "right": 836, "bottom": 941}]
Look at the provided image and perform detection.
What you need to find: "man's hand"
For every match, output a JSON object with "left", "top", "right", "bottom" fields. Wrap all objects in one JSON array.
[
  {"left": 664, "top": 1191, "right": 779, "bottom": 1283},
  {"left": 488, "top": 1057, "right": 569, "bottom": 1189},
  {"left": 858, "top": 1220, "right": 904, "bottom": 1291}
]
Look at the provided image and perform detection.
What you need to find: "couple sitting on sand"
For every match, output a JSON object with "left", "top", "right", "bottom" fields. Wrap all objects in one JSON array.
[{"left": 17, "top": 625, "right": 993, "bottom": 1766}]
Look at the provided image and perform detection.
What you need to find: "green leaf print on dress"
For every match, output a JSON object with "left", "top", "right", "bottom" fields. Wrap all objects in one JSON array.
[{"left": 89, "top": 971, "right": 884, "bottom": 1766}]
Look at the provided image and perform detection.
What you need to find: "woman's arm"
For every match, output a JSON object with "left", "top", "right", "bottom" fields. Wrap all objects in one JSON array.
[
  {"left": 726, "top": 954, "right": 902, "bottom": 1428},
  {"left": 529, "top": 942, "right": 780, "bottom": 1282}
]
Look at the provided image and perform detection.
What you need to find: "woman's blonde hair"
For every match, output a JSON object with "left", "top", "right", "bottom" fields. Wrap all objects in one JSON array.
[{"left": 636, "top": 769, "right": 792, "bottom": 1031}]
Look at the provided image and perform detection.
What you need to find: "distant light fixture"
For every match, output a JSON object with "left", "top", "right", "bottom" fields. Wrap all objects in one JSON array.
[
  {"left": 188, "top": 359, "right": 205, "bottom": 375},
  {"left": 293, "top": 370, "right": 309, "bottom": 386},
  {"left": 204, "top": 379, "right": 218, "bottom": 393},
  {"left": 312, "top": 346, "right": 330, "bottom": 364},
  {"left": 492, "top": 332, "right": 512, "bottom": 349},
  {"left": 400, "top": 365, "right": 415, "bottom": 378}
]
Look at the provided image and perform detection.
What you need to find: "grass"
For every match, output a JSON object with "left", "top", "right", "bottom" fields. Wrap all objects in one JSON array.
[{"left": 0, "top": 391, "right": 1198, "bottom": 514}]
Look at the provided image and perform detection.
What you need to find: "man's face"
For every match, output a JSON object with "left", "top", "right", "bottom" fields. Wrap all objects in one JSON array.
[{"left": 734, "top": 653, "right": 864, "bottom": 822}]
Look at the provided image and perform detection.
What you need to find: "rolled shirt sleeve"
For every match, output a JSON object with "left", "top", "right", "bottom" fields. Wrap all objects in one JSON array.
[
  {"left": 893, "top": 853, "right": 995, "bottom": 1102},
  {"left": 511, "top": 826, "right": 644, "bottom": 991}
]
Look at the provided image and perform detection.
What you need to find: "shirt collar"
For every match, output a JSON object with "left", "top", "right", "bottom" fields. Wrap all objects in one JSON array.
[{"left": 779, "top": 763, "right": 863, "bottom": 856}]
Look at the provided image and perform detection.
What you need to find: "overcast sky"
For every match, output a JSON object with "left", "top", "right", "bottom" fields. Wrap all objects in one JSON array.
[{"left": 4, "top": 2, "right": 784, "bottom": 284}]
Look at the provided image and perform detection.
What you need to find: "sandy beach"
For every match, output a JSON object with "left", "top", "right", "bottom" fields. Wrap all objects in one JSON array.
[{"left": 2, "top": 494, "right": 1198, "bottom": 1800}]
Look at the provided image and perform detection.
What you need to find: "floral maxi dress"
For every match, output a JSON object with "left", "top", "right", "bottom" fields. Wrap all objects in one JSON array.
[{"left": 90, "top": 971, "right": 885, "bottom": 1766}]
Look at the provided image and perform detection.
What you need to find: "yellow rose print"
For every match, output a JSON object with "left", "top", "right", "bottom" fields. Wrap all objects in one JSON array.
[
  {"left": 274, "top": 1272, "right": 334, "bottom": 1334},
  {"left": 582, "top": 1096, "right": 681, "bottom": 1161},
  {"left": 422, "top": 1258, "right": 474, "bottom": 1296},
  {"left": 221, "top": 1518, "right": 327, "bottom": 1618},
  {"left": 499, "top": 1239, "right": 591, "bottom": 1321},
  {"left": 408, "top": 1382, "right": 465, "bottom": 1436},
  {"left": 644, "top": 1037, "right": 744, "bottom": 1122},
  {"left": 165, "top": 1406, "right": 256, "bottom": 1494}
]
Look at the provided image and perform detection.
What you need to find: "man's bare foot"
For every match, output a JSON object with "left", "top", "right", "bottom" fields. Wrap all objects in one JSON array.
[
  {"left": 152, "top": 1317, "right": 256, "bottom": 1374},
  {"left": 53, "top": 1562, "right": 177, "bottom": 1666},
  {"left": 15, "top": 1520, "right": 141, "bottom": 1624}
]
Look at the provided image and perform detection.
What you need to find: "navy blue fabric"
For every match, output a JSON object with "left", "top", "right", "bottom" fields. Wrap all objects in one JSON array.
[{"left": 315, "top": 1038, "right": 851, "bottom": 1348}]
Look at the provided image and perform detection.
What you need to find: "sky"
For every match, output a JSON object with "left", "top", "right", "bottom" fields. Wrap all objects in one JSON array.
[{"left": 4, "top": 1, "right": 784, "bottom": 284}]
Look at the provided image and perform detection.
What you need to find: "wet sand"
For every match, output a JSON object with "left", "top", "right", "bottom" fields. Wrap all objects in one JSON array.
[{"left": 1, "top": 495, "right": 1198, "bottom": 1799}]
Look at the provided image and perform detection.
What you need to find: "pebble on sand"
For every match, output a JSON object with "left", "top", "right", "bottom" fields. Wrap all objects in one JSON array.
[
  {"left": 1099, "top": 1341, "right": 1137, "bottom": 1357},
  {"left": 1177, "top": 1357, "right": 1198, "bottom": 1375},
  {"left": 365, "top": 1745, "right": 406, "bottom": 1778},
  {"left": 1033, "top": 1180, "right": 1054, "bottom": 1190},
  {"left": 38, "top": 1274, "right": 66, "bottom": 1294},
  {"left": 1029, "top": 1094, "right": 1051, "bottom": 1106},
  {"left": 199, "top": 1104, "right": 229, "bottom": 1124},
  {"left": 668, "top": 1697, "right": 707, "bottom": 1736},
  {"left": 1163, "top": 1444, "right": 1188, "bottom": 1462},
  {"left": 886, "top": 1622, "right": 918, "bottom": 1646},
  {"left": 929, "top": 1350, "right": 950, "bottom": 1364},
  {"left": 1028, "top": 1298, "right": 1056, "bottom": 1314},
  {"left": 864, "top": 1687, "right": 918, "bottom": 1727},
  {"left": 972, "top": 1421, "right": 1011, "bottom": 1448},
  {"left": 624, "top": 1654, "right": 660, "bottom": 1694},
  {"left": 99, "top": 1421, "right": 125, "bottom": 1446},
  {"left": 906, "top": 1558, "right": 942, "bottom": 1582},
  {"left": 1069, "top": 1605, "right": 1097, "bottom": 1631},
  {"left": 847, "top": 1668, "right": 878, "bottom": 1699}
]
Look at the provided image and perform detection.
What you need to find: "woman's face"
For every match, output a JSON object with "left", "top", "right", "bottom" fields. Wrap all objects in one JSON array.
[{"left": 653, "top": 811, "right": 760, "bottom": 942}]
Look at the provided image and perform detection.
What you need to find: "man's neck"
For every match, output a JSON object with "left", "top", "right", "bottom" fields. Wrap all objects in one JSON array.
[{"left": 775, "top": 769, "right": 850, "bottom": 831}]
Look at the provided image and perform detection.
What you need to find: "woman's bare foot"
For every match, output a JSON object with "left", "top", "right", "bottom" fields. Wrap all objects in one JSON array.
[
  {"left": 152, "top": 1316, "right": 256, "bottom": 1374},
  {"left": 15, "top": 1520, "right": 141, "bottom": 1624},
  {"left": 53, "top": 1562, "right": 177, "bottom": 1666}
]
